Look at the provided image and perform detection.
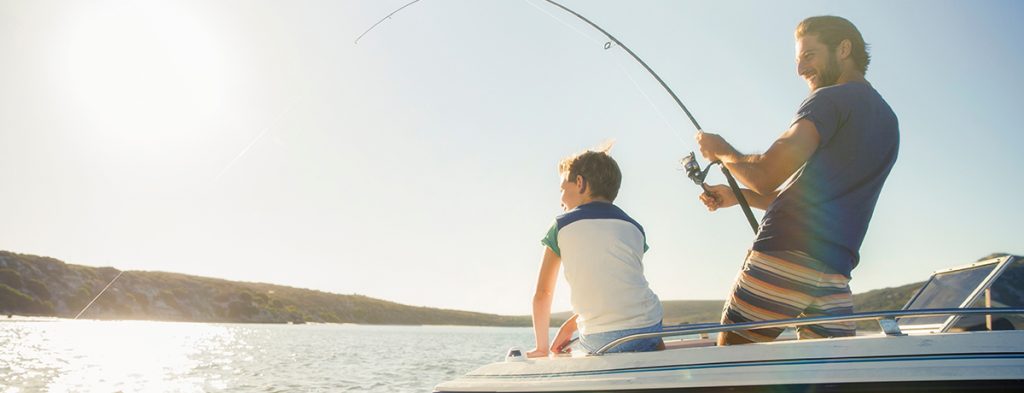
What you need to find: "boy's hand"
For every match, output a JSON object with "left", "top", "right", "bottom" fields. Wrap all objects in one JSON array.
[
  {"left": 700, "top": 184, "right": 737, "bottom": 211},
  {"left": 526, "top": 348, "right": 549, "bottom": 358},
  {"left": 550, "top": 323, "right": 576, "bottom": 354},
  {"left": 549, "top": 337, "right": 571, "bottom": 355}
]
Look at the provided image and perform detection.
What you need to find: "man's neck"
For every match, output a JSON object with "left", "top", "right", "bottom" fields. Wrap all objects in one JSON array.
[{"left": 837, "top": 69, "right": 868, "bottom": 85}]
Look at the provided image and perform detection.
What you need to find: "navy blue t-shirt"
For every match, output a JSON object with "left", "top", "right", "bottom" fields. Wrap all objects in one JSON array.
[{"left": 752, "top": 82, "right": 899, "bottom": 277}]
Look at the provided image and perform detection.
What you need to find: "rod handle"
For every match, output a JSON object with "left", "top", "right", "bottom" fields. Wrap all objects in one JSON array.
[{"left": 720, "top": 165, "right": 759, "bottom": 234}]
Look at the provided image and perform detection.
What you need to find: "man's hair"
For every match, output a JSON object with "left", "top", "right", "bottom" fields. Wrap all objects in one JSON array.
[
  {"left": 558, "top": 143, "right": 621, "bottom": 202},
  {"left": 796, "top": 15, "right": 870, "bottom": 74}
]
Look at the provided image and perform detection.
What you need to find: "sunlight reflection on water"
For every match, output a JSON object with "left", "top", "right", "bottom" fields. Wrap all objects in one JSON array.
[{"left": 1, "top": 318, "right": 535, "bottom": 392}]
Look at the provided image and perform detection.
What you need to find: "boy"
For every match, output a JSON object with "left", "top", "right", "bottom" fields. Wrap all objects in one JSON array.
[{"left": 527, "top": 146, "right": 664, "bottom": 358}]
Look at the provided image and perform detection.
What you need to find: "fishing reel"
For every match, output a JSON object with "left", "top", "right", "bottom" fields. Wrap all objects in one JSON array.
[
  {"left": 680, "top": 151, "right": 760, "bottom": 234},
  {"left": 681, "top": 152, "right": 714, "bottom": 190}
]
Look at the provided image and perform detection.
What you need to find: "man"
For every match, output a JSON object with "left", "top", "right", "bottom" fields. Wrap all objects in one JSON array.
[{"left": 696, "top": 16, "right": 899, "bottom": 345}]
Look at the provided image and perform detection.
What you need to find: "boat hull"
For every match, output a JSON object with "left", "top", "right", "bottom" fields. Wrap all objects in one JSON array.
[
  {"left": 434, "top": 331, "right": 1024, "bottom": 392},
  {"left": 437, "top": 380, "right": 1024, "bottom": 393}
]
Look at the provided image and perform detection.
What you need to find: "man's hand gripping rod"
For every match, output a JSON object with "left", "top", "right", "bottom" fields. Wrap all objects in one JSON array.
[{"left": 682, "top": 152, "right": 759, "bottom": 234}]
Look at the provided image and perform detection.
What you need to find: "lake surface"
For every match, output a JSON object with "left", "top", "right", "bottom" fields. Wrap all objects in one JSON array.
[{"left": 1, "top": 318, "right": 543, "bottom": 392}]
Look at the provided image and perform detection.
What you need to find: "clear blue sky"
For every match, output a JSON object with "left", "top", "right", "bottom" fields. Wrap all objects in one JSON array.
[{"left": 1, "top": 0, "right": 1022, "bottom": 315}]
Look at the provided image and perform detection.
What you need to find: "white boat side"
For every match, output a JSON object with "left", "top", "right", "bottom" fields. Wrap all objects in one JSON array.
[
  {"left": 435, "top": 329, "right": 1024, "bottom": 392},
  {"left": 436, "top": 256, "right": 1024, "bottom": 392}
]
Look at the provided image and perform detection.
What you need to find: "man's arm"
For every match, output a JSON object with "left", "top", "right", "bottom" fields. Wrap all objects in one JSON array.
[
  {"left": 528, "top": 246, "right": 561, "bottom": 358},
  {"left": 700, "top": 184, "right": 779, "bottom": 211},
  {"left": 695, "top": 119, "right": 820, "bottom": 195}
]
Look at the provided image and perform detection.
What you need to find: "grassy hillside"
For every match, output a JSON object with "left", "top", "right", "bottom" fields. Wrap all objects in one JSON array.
[
  {"left": 0, "top": 250, "right": 532, "bottom": 326},
  {"left": 2, "top": 250, "right": 1016, "bottom": 328},
  {"left": 662, "top": 300, "right": 725, "bottom": 325}
]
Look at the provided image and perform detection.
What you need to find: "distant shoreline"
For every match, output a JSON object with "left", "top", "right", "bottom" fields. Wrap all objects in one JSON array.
[
  {"left": 0, "top": 314, "right": 545, "bottom": 330},
  {"left": 6, "top": 250, "right": 1009, "bottom": 327}
]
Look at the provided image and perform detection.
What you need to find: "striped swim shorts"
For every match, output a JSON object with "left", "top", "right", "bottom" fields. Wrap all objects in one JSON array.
[{"left": 721, "top": 250, "right": 855, "bottom": 342}]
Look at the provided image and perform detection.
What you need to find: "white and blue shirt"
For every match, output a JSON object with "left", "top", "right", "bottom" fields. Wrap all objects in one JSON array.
[{"left": 541, "top": 201, "right": 662, "bottom": 335}]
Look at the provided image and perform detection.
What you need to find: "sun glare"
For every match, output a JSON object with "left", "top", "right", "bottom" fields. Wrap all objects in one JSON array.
[
  {"left": 7, "top": 320, "right": 237, "bottom": 392},
  {"left": 56, "top": 1, "right": 227, "bottom": 152}
]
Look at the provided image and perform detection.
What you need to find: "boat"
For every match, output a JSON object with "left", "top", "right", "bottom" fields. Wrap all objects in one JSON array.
[{"left": 434, "top": 255, "right": 1024, "bottom": 392}]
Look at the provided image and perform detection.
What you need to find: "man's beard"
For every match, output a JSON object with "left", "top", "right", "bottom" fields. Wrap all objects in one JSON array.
[{"left": 813, "top": 51, "right": 841, "bottom": 89}]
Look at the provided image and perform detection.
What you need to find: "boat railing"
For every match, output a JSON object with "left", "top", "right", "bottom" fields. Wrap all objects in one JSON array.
[{"left": 594, "top": 307, "right": 1024, "bottom": 355}]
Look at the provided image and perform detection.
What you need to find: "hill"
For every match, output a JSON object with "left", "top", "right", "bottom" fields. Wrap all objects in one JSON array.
[
  {"left": 1, "top": 250, "right": 1018, "bottom": 327},
  {"left": 0, "top": 250, "right": 532, "bottom": 326}
]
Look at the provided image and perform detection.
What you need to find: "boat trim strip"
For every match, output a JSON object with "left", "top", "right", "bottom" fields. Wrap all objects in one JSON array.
[
  {"left": 465, "top": 352, "right": 1024, "bottom": 379},
  {"left": 597, "top": 307, "right": 1024, "bottom": 354}
]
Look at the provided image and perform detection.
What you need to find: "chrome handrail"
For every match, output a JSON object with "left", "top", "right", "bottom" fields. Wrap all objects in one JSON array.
[
  {"left": 594, "top": 307, "right": 1024, "bottom": 355},
  {"left": 561, "top": 321, "right": 719, "bottom": 351}
]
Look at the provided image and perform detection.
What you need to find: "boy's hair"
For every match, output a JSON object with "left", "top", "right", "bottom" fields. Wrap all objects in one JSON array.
[
  {"left": 558, "top": 143, "right": 621, "bottom": 202},
  {"left": 796, "top": 15, "right": 871, "bottom": 74}
]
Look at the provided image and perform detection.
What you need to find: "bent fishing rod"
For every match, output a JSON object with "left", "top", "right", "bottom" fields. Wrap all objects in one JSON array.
[{"left": 356, "top": 0, "right": 759, "bottom": 234}]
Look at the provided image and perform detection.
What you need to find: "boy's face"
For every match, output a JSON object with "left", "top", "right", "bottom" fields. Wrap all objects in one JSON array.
[{"left": 560, "top": 173, "right": 585, "bottom": 211}]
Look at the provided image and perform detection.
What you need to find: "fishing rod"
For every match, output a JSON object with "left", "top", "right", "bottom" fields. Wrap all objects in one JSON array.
[
  {"left": 355, "top": 0, "right": 423, "bottom": 44},
  {"left": 356, "top": 0, "right": 759, "bottom": 234},
  {"left": 536, "top": 0, "right": 758, "bottom": 234}
]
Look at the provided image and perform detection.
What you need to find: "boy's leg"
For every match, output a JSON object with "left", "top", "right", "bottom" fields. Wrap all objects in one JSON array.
[
  {"left": 579, "top": 322, "right": 663, "bottom": 354},
  {"left": 719, "top": 250, "right": 823, "bottom": 345}
]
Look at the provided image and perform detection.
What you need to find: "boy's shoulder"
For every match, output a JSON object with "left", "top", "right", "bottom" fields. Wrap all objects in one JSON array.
[{"left": 553, "top": 202, "right": 643, "bottom": 234}]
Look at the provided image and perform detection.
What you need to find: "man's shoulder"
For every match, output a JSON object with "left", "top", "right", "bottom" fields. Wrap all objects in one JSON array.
[
  {"left": 811, "top": 82, "right": 877, "bottom": 101},
  {"left": 802, "top": 82, "right": 889, "bottom": 119}
]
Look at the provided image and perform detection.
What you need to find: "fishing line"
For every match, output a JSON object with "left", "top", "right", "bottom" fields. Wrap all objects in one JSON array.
[
  {"left": 355, "top": 0, "right": 759, "bottom": 233},
  {"left": 610, "top": 57, "right": 688, "bottom": 146},
  {"left": 522, "top": 0, "right": 605, "bottom": 47},
  {"left": 74, "top": 271, "right": 124, "bottom": 320},
  {"left": 523, "top": 0, "right": 686, "bottom": 146},
  {"left": 537, "top": 0, "right": 703, "bottom": 132},
  {"left": 214, "top": 101, "right": 295, "bottom": 182}
]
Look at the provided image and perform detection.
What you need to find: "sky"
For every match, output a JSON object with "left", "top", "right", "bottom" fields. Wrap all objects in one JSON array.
[{"left": 1, "top": 0, "right": 1022, "bottom": 316}]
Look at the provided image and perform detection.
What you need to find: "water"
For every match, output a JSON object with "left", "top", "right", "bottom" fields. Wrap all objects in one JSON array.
[{"left": 1, "top": 318, "right": 541, "bottom": 392}]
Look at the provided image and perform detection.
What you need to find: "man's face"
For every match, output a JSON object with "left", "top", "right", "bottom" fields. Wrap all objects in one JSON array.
[{"left": 796, "top": 34, "right": 840, "bottom": 91}]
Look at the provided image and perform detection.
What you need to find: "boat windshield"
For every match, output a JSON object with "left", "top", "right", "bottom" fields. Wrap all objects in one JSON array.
[
  {"left": 898, "top": 258, "right": 1004, "bottom": 329},
  {"left": 952, "top": 257, "right": 1024, "bottom": 331}
]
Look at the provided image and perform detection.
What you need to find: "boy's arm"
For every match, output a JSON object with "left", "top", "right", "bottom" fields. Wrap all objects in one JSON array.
[
  {"left": 551, "top": 313, "right": 578, "bottom": 354},
  {"left": 528, "top": 246, "right": 561, "bottom": 358}
]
